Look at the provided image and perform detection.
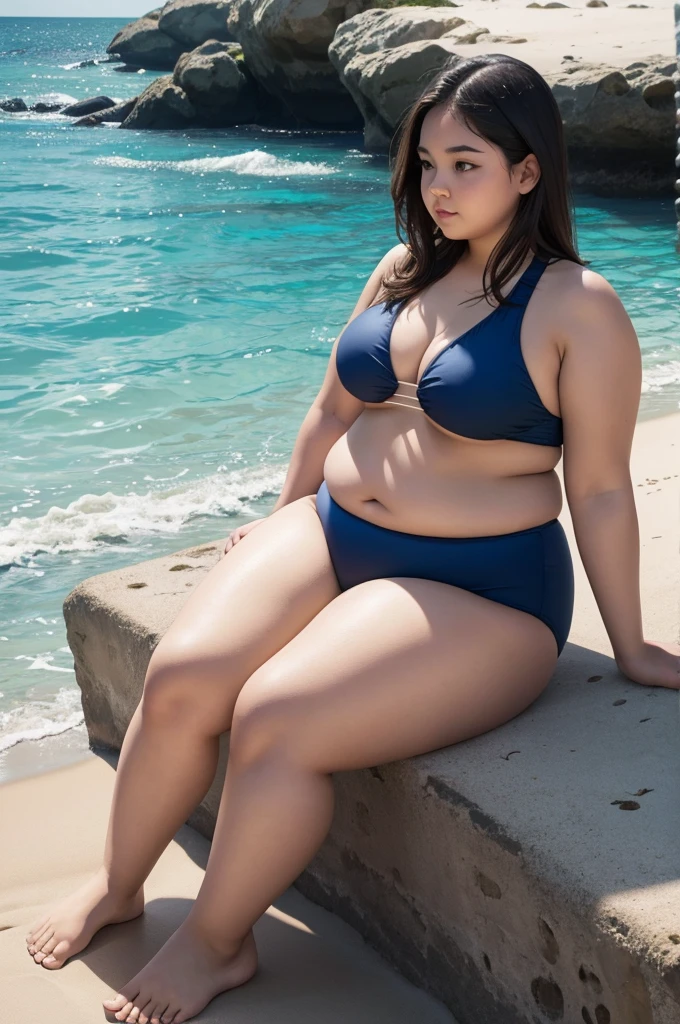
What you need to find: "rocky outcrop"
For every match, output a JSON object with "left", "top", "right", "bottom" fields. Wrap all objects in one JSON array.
[
  {"left": 551, "top": 57, "right": 677, "bottom": 194},
  {"left": 120, "top": 74, "right": 196, "bottom": 128},
  {"left": 107, "top": 1, "right": 236, "bottom": 70},
  {"left": 107, "top": 9, "right": 187, "bottom": 69},
  {"left": 329, "top": 9, "right": 676, "bottom": 194},
  {"left": 226, "top": 0, "right": 376, "bottom": 128},
  {"left": 329, "top": 9, "right": 499, "bottom": 149},
  {"left": 172, "top": 39, "right": 260, "bottom": 124},
  {"left": 158, "top": 0, "right": 235, "bottom": 46}
]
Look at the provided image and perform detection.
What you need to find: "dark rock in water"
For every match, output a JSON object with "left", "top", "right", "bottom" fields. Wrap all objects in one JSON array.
[
  {"left": 120, "top": 75, "right": 195, "bottom": 128},
  {"left": 173, "top": 39, "right": 259, "bottom": 126},
  {"left": 72, "top": 98, "right": 139, "bottom": 126},
  {"left": 31, "top": 102, "right": 64, "bottom": 112},
  {"left": 106, "top": 12, "right": 186, "bottom": 71},
  {"left": 113, "top": 64, "right": 150, "bottom": 73},
  {"left": 159, "top": 0, "right": 236, "bottom": 47},
  {"left": 61, "top": 95, "right": 117, "bottom": 116},
  {"left": 1, "top": 97, "right": 28, "bottom": 112}
]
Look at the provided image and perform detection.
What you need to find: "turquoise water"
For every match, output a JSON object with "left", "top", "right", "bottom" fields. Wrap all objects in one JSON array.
[{"left": 1, "top": 17, "right": 679, "bottom": 766}]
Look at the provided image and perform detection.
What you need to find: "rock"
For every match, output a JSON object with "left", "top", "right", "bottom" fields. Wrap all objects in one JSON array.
[
  {"left": 120, "top": 74, "right": 196, "bottom": 128},
  {"left": 1, "top": 97, "right": 27, "bottom": 112},
  {"left": 158, "top": 0, "right": 236, "bottom": 47},
  {"left": 328, "top": 9, "right": 491, "bottom": 148},
  {"left": 549, "top": 58, "right": 676, "bottom": 194},
  {"left": 106, "top": 9, "right": 187, "bottom": 70},
  {"left": 173, "top": 39, "right": 259, "bottom": 124},
  {"left": 30, "top": 102, "right": 64, "bottom": 112},
  {"left": 72, "top": 98, "right": 139, "bottom": 126},
  {"left": 226, "top": 0, "right": 376, "bottom": 128},
  {"left": 60, "top": 95, "right": 117, "bottom": 116}
]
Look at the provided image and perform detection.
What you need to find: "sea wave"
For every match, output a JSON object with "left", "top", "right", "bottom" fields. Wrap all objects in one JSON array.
[
  {"left": 0, "top": 686, "right": 84, "bottom": 753},
  {"left": 93, "top": 150, "right": 338, "bottom": 176},
  {"left": 0, "top": 462, "right": 288, "bottom": 567}
]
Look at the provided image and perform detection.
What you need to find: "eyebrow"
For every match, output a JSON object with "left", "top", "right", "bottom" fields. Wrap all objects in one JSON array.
[{"left": 416, "top": 144, "right": 484, "bottom": 154}]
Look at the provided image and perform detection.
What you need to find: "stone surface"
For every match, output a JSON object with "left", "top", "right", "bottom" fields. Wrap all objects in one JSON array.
[
  {"left": 106, "top": 9, "right": 187, "bottom": 70},
  {"left": 72, "top": 98, "right": 139, "bottom": 126},
  {"left": 173, "top": 39, "right": 260, "bottom": 124},
  {"left": 60, "top": 95, "right": 117, "bottom": 116},
  {"left": 158, "top": 0, "right": 236, "bottom": 46},
  {"left": 226, "top": 0, "right": 375, "bottom": 127},
  {"left": 120, "top": 74, "right": 196, "bottom": 129},
  {"left": 63, "top": 412, "right": 680, "bottom": 1023}
]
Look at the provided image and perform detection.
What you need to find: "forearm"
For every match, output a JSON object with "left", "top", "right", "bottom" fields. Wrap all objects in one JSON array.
[
  {"left": 270, "top": 406, "right": 350, "bottom": 514},
  {"left": 568, "top": 485, "right": 644, "bottom": 662}
]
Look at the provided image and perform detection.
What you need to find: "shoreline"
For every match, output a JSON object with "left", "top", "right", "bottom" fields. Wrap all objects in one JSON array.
[{"left": 3, "top": 403, "right": 679, "bottom": 790}]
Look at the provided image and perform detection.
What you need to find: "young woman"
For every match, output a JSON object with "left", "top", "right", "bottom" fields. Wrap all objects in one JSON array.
[{"left": 27, "top": 53, "right": 679, "bottom": 1023}]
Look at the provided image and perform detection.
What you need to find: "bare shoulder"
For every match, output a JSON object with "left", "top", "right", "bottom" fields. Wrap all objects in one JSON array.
[{"left": 542, "top": 258, "right": 634, "bottom": 356}]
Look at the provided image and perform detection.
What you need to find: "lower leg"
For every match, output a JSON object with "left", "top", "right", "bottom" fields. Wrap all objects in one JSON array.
[
  {"left": 102, "top": 749, "right": 335, "bottom": 1024},
  {"left": 26, "top": 699, "right": 221, "bottom": 969}
]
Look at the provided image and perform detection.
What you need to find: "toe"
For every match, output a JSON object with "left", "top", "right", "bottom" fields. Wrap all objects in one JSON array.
[
  {"left": 28, "top": 923, "right": 52, "bottom": 950},
  {"left": 38, "top": 935, "right": 59, "bottom": 957},
  {"left": 160, "top": 1007, "right": 178, "bottom": 1023},
  {"left": 26, "top": 916, "right": 49, "bottom": 942},
  {"left": 41, "top": 939, "right": 71, "bottom": 969},
  {"left": 149, "top": 1004, "right": 168, "bottom": 1024},
  {"left": 114, "top": 1001, "right": 135, "bottom": 1021},
  {"left": 103, "top": 993, "right": 130, "bottom": 1013}
]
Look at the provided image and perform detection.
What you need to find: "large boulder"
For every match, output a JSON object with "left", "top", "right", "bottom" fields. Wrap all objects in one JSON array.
[
  {"left": 158, "top": 0, "right": 236, "bottom": 46},
  {"left": 329, "top": 9, "right": 676, "bottom": 195},
  {"left": 106, "top": 8, "right": 188, "bottom": 70},
  {"left": 328, "top": 9, "right": 499, "bottom": 149},
  {"left": 120, "top": 74, "right": 196, "bottom": 128},
  {"left": 173, "top": 39, "right": 260, "bottom": 124},
  {"left": 226, "top": 0, "right": 377, "bottom": 128}
]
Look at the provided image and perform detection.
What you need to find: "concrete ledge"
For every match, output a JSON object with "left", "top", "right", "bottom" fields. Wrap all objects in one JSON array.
[{"left": 63, "top": 412, "right": 680, "bottom": 1024}]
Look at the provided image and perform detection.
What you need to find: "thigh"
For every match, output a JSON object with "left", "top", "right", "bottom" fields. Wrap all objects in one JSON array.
[
  {"left": 232, "top": 576, "right": 559, "bottom": 772},
  {"left": 144, "top": 494, "right": 341, "bottom": 731}
]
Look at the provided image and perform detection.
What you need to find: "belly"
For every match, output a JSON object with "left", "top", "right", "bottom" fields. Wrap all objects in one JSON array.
[{"left": 322, "top": 408, "right": 563, "bottom": 537}]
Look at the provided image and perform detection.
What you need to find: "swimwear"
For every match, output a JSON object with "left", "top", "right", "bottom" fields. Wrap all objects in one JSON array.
[
  {"left": 316, "top": 480, "right": 574, "bottom": 657},
  {"left": 316, "top": 252, "right": 574, "bottom": 655},
  {"left": 334, "top": 253, "right": 563, "bottom": 447}
]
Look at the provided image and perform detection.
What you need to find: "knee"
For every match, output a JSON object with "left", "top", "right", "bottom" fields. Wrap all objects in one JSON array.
[
  {"left": 228, "top": 670, "right": 299, "bottom": 767},
  {"left": 141, "top": 647, "right": 233, "bottom": 731}
]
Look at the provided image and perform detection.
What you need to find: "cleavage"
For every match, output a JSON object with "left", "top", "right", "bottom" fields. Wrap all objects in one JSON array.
[{"left": 388, "top": 297, "right": 499, "bottom": 389}]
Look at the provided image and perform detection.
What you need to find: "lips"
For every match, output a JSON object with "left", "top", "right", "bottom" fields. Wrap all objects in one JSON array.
[{"left": 435, "top": 208, "right": 456, "bottom": 215}]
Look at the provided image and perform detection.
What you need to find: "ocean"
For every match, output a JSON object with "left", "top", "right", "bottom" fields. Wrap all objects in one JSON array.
[{"left": 1, "top": 16, "right": 679, "bottom": 779}]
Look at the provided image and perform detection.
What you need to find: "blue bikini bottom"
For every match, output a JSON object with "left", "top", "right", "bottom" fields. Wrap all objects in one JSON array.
[{"left": 315, "top": 480, "right": 574, "bottom": 657}]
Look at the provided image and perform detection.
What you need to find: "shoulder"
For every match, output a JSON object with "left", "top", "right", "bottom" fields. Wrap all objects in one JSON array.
[{"left": 542, "top": 258, "right": 634, "bottom": 356}]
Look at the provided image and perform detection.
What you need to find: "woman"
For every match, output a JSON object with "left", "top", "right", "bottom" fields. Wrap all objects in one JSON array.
[{"left": 27, "top": 53, "right": 679, "bottom": 1023}]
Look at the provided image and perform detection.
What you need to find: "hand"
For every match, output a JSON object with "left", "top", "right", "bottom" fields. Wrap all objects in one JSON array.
[
  {"left": 616, "top": 640, "right": 680, "bottom": 689},
  {"left": 221, "top": 517, "right": 268, "bottom": 558}
]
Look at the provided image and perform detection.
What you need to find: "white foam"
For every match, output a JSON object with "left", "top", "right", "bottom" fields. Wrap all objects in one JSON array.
[
  {"left": 0, "top": 462, "right": 288, "bottom": 566},
  {"left": 642, "top": 360, "right": 680, "bottom": 393},
  {"left": 93, "top": 150, "right": 337, "bottom": 177},
  {"left": 0, "top": 686, "right": 84, "bottom": 753}
]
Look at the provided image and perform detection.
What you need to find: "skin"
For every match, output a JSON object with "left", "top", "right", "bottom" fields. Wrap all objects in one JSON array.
[{"left": 25, "top": 102, "right": 679, "bottom": 1023}]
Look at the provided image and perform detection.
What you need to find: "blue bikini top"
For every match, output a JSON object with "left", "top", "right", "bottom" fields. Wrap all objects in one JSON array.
[{"left": 335, "top": 254, "right": 563, "bottom": 447}]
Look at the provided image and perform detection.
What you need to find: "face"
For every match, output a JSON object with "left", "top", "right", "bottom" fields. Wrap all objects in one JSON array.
[{"left": 417, "top": 102, "right": 540, "bottom": 242}]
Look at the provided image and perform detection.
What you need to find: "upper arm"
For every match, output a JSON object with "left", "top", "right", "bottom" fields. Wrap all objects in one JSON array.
[
  {"left": 312, "top": 243, "right": 410, "bottom": 427},
  {"left": 557, "top": 269, "right": 642, "bottom": 502}
]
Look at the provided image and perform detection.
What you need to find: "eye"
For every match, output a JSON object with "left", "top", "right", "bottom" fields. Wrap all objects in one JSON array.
[{"left": 418, "top": 158, "right": 475, "bottom": 172}]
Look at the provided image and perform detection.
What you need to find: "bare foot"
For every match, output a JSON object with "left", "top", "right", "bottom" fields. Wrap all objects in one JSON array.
[
  {"left": 102, "top": 919, "right": 258, "bottom": 1024},
  {"left": 25, "top": 867, "right": 144, "bottom": 969}
]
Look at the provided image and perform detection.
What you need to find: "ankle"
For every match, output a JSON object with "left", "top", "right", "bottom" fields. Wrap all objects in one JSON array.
[{"left": 97, "top": 866, "right": 144, "bottom": 902}]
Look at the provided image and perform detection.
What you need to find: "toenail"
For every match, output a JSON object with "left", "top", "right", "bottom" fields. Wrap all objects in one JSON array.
[{"left": 43, "top": 956, "right": 55, "bottom": 963}]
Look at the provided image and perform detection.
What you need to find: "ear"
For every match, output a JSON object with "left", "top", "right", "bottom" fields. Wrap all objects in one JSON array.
[{"left": 518, "top": 153, "right": 541, "bottom": 193}]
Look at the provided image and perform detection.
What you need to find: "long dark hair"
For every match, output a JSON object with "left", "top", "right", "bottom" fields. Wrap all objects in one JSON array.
[{"left": 379, "top": 53, "right": 589, "bottom": 313}]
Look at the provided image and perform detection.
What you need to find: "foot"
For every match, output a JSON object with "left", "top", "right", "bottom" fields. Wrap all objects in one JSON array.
[
  {"left": 25, "top": 867, "right": 144, "bottom": 969},
  {"left": 102, "top": 919, "right": 258, "bottom": 1024}
]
